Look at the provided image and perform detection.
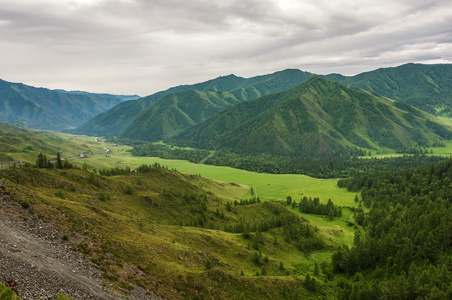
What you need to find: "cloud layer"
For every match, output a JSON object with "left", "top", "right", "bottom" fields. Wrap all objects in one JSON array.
[{"left": 1, "top": 0, "right": 451, "bottom": 95}]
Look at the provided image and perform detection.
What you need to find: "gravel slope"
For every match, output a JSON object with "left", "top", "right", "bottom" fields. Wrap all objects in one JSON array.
[{"left": 0, "top": 182, "right": 158, "bottom": 300}]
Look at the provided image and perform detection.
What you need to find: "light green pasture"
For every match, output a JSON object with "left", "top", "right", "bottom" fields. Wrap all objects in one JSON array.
[{"left": 78, "top": 149, "right": 356, "bottom": 206}]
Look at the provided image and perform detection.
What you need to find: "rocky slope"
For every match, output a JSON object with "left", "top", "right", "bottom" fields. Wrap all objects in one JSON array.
[{"left": 0, "top": 180, "right": 158, "bottom": 300}]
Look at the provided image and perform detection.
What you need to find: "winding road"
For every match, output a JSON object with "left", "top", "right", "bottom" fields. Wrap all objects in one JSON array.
[{"left": 311, "top": 252, "right": 333, "bottom": 261}]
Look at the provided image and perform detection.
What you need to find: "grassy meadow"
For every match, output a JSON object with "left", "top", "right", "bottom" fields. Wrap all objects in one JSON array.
[{"left": 69, "top": 138, "right": 357, "bottom": 206}]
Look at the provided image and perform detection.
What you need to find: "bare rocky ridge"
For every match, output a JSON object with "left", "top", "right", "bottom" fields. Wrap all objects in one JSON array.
[{"left": 0, "top": 181, "right": 159, "bottom": 300}]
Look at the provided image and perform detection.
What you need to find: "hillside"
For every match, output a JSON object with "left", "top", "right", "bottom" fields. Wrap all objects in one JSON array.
[
  {"left": 169, "top": 77, "right": 452, "bottom": 156},
  {"left": 74, "top": 63, "right": 452, "bottom": 143},
  {"left": 0, "top": 123, "right": 106, "bottom": 164},
  {"left": 120, "top": 90, "right": 242, "bottom": 141},
  {"left": 333, "top": 158, "right": 452, "bottom": 299},
  {"left": 0, "top": 78, "right": 139, "bottom": 131},
  {"left": 323, "top": 63, "right": 452, "bottom": 115},
  {"left": 73, "top": 69, "right": 312, "bottom": 138},
  {"left": 0, "top": 165, "right": 330, "bottom": 299}
]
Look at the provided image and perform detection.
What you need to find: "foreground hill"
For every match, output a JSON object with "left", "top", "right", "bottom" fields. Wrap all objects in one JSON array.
[
  {"left": 0, "top": 165, "right": 330, "bottom": 299},
  {"left": 73, "top": 69, "right": 312, "bottom": 138},
  {"left": 169, "top": 77, "right": 452, "bottom": 156},
  {"left": 325, "top": 63, "right": 452, "bottom": 115},
  {"left": 0, "top": 78, "right": 139, "bottom": 131}
]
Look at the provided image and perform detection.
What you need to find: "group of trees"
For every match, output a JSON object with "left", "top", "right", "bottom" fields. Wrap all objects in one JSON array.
[
  {"left": 36, "top": 152, "right": 74, "bottom": 169},
  {"left": 395, "top": 147, "right": 434, "bottom": 154},
  {"left": 333, "top": 158, "right": 452, "bottom": 298},
  {"left": 129, "top": 141, "right": 447, "bottom": 178},
  {"left": 298, "top": 197, "right": 342, "bottom": 220},
  {"left": 131, "top": 143, "right": 211, "bottom": 163}
]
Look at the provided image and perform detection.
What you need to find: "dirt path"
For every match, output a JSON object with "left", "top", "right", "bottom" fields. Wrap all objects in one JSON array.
[
  {"left": 0, "top": 189, "right": 157, "bottom": 299},
  {"left": 311, "top": 252, "right": 333, "bottom": 261},
  {"left": 198, "top": 151, "right": 214, "bottom": 164}
]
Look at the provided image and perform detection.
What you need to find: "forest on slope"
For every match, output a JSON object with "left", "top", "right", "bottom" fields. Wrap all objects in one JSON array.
[
  {"left": 73, "top": 69, "right": 312, "bottom": 139},
  {"left": 74, "top": 63, "right": 452, "bottom": 144},
  {"left": 333, "top": 159, "right": 452, "bottom": 299},
  {"left": 326, "top": 63, "right": 452, "bottom": 116},
  {"left": 168, "top": 76, "right": 452, "bottom": 157}
]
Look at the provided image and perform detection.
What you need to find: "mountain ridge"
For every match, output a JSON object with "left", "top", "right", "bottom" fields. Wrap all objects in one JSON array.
[
  {"left": 168, "top": 76, "right": 452, "bottom": 155},
  {"left": 73, "top": 63, "right": 452, "bottom": 142},
  {"left": 0, "top": 78, "right": 140, "bottom": 131},
  {"left": 73, "top": 69, "right": 313, "bottom": 138}
]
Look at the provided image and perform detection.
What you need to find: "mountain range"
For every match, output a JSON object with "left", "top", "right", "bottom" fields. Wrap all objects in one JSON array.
[
  {"left": 0, "top": 78, "right": 139, "bottom": 130},
  {"left": 169, "top": 76, "right": 451, "bottom": 155},
  {"left": 72, "top": 69, "right": 312, "bottom": 139},
  {"left": 2, "top": 63, "right": 452, "bottom": 155},
  {"left": 73, "top": 63, "right": 452, "bottom": 146}
]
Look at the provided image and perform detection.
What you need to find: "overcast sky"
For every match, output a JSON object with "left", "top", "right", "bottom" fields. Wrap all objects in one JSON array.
[{"left": 1, "top": 0, "right": 451, "bottom": 96}]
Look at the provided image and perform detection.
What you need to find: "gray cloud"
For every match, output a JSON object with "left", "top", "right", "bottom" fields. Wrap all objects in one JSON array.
[{"left": 0, "top": 0, "right": 451, "bottom": 95}]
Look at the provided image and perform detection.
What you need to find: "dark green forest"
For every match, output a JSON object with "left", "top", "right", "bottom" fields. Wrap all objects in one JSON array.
[
  {"left": 128, "top": 141, "right": 447, "bottom": 178},
  {"left": 333, "top": 159, "right": 452, "bottom": 299}
]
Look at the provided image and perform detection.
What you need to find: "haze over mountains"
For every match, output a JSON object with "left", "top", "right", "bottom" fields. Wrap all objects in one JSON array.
[{"left": 0, "top": 78, "right": 139, "bottom": 131}]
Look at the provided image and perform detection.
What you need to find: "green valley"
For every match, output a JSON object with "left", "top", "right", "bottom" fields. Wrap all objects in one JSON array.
[{"left": 2, "top": 63, "right": 452, "bottom": 300}]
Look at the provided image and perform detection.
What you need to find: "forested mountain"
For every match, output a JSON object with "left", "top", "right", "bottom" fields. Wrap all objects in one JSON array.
[
  {"left": 0, "top": 78, "right": 139, "bottom": 130},
  {"left": 73, "top": 69, "right": 312, "bottom": 137},
  {"left": 74, "top": 63, "right": 452, "bottom": 143},
  {"left": 169, "top": 76, "right": 452, "bottom": 156},
  {"left": 119, "top": 90, "right": 242, "bottom": 141},
  {"left": 324, "top": 63, "right": 452, "bottom": 115},
  {"left": 334, "top": 158, "right": 452, "bottom": 299}
]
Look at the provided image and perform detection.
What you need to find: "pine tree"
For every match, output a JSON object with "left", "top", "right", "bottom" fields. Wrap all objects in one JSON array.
[
  {"left": 56, "top": 152, "right": 63, "bottom": 169},
  {"left": 314, "top": 261, "right": 320, "bottom": 275}
]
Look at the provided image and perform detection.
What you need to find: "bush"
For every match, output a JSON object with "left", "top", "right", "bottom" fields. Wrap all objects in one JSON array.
[
  {"left": 20, "top": 201, "right": 30, "bottom": 209},
  {"left": 98, "top": 192, "right": 111, "bottom": 201}
]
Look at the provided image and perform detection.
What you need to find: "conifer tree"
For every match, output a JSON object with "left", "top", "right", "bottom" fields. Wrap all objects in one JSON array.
[{"left": 56, "top": 152, "right": 63, "bottom": 169}]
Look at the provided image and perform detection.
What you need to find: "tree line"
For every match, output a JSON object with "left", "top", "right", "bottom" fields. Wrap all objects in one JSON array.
[
  {"left": 128, "top": 142, "right": 447, "bottom": 178},
  {"left": 333, "top": 158, "right": 452, "bottom": 299}
]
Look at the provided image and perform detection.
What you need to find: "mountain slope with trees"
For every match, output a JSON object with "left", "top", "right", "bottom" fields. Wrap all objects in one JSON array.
[
  {"left": 169, "top": 76, "right": 452, "bottom": 156},
  {"left": 73, "top": 69, "right": 313, "bottom": 138},
  {"left": 324, "top": 63, "right": 452, "bottom": 115},
  {"left": 118, "top": 90, "right": 242, "bottom": 141},
  {"left": 0, "top": 78, "right": 139, "bottom": 131},
  {"left": 333, "top": 158, "right": 452, "bottom": 299}
]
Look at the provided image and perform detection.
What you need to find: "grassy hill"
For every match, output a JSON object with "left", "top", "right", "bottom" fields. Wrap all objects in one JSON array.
[
  {"left": 169, "top": 76, "right": 452, "bottom": 156},
  {"left": 0, "top": 165, "right": 333, "bottom": 299},
  {"left": 0, "top": 78, "right": 139, "bottom": 131},
  {"left": 323, "top": 63, "right": 452, "bottom": 116},
  {"left": 0, "top": 123, "right": 106, "bottom": 163},
  {"left": 73, "top": 69, "right": 312, "bottom": 139}
]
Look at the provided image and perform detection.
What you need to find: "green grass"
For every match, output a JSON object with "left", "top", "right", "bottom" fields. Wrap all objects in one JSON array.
[
  {"left": 76, "top": 150, "right": 356, "bottom": 206},
  {"left": 299, "top": 208, "right": 357, "bottom": 247},
  {"left": 0, "top": 167, "right": 330, "bottom": 299}
]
